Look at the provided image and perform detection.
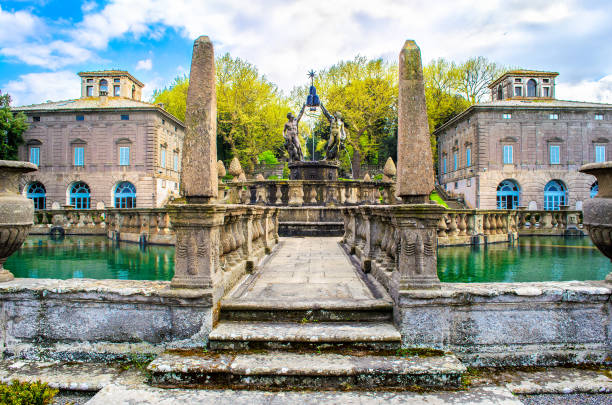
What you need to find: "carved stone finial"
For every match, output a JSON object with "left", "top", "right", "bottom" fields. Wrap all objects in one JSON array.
[
  {"left": 383, "top": 157, "right": 396, "bottom": 180},
  {"left": 217, "top": 160, "right": 226, "bottom": 178},
  {"left": 256, "top": 173, "right": 265, "bottom": 181},
  {"left": 363, "top": 173, "right": 371, "bottom": 181},
  {"left": 238, "top": 172, "right": 247, "bottom": 182},
  {"left": 229, "top": 157, "right": 243, "bottom": 181}
]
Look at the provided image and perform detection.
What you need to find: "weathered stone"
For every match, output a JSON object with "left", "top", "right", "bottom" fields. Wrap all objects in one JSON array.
[
  {"left": 181, "top": 36, "right": 217, "bottom": 203},
  {"left": 397, "top": 40, "right": 435, "bottom": 202},
  {"left": 217, "top": 160, "right": 226, "bottom": 178},
  {"left": 256, "top": 173, "right": 265, "bottom": 181},
  {"left": 383, "top": 157, "right": 397, "bottom": 180},
  {"left": 229, "top": 157, "right": 243, "bottom": 179},
  {"left": 363, "top": 173, "right": 371, "bottom": 181},
  {"left": 238, "top": 172, "right": 247, "bottom": 182}
]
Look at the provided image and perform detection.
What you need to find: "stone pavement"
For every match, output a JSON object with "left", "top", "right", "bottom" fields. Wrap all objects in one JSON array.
[{"left": 224, "top": 236, "right": 390, "bottom": 305}]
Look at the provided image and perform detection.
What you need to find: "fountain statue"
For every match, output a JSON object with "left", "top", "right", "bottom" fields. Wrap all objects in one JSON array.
[
  {"left": 0, "top": 160, "right": 38, "bottom": 281},
  {"left": 283, "top": 104, "right": 306, "bottom": 162}
]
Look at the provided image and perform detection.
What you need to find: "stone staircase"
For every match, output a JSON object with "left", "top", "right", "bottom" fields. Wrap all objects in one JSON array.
[{"left": 148, "top": 302, "right": 467, "bottom": 390}]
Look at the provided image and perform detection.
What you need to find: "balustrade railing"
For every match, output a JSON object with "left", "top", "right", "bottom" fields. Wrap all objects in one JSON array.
[
  {"left": 219, "top": 180, "right": 397, "bottom": 206},
  {"left": 515, "top": 210, "right": 583, "bottom": 235}
]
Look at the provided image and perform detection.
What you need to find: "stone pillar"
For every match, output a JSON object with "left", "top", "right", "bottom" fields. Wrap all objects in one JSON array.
[
  {"left": 288, "top": 182, "right": 304, "bottom": 206},
  {"left": 391, "top": 205, "right": 445, "bottom": 292},
  {"left": 181, "top": 36, "right": 217, "bottom": 203},
  {"left": 169, "top": 204, "right": 225, "bottom": 289},
  {"left": 397, "top": 40, "right": 435, "bottom": 203}
]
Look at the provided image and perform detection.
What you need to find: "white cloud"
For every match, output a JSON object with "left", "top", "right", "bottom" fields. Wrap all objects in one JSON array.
[
  {"left": 81, "top": 1, "right": 97, "bottom": 13},
  {"left": 4, "top": 71, "right": 81, "bottom": 106},
  {"left": 136, "top": 58, "right": 153, "bottom": 71},
  {"left": 0, "top": 5, "right": 42, "bottom": 43},
  {"left": 1, "top": 40, "right": 95, "bottom": 69},
  {"left": 556, "top": 75, "right": 612, "bottom": 104}
]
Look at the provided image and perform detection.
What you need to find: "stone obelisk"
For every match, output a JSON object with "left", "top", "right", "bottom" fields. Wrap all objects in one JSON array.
[
  {"left": 181, "top": 35, "right": 218, "bottom": 203},
  {"left": 397, "top": 40, "right": 435, "bottom": 203},
  {"left": 170, "top": 36, "right": 225, "bottom": 290}
]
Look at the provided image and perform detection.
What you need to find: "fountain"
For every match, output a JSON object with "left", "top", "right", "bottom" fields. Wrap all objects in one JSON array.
[{"left": 0, "top": 160, "right": 37, "bottom": 281}]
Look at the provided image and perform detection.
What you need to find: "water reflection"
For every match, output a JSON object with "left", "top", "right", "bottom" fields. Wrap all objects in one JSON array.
[
  {"left": 5, "top": 236, "right": 174, "bottom": 281},
  {"left": 438, "top": 236, "right": 610, "bottom": 283}
]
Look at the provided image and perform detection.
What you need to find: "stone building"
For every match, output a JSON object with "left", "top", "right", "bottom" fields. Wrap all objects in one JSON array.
[
  {"left": 14, "top": 70, "right": 185, "bottom": 209},
  {"left": 435, "top": 70, "right": 612, "bottom": 210}
]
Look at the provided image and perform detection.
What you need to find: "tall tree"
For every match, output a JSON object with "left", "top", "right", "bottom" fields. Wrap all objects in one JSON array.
[
  {"left": 0, "top": 92, "right": 28, "bottom": 160},
  {"left": 456, "top": 56, "right": 505, "bottom": 104},
  {"left": 153, "top": 53, "right": 292, "bottom": 171}
]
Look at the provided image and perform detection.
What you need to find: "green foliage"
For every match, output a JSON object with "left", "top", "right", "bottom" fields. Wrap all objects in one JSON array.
[
  {"left": 0, "top": 380, "right": 58, "bottom": 405},
  {"left": 257, "top": 150, "right": 279, "bottom": 165},
  {"left": 153, "top": 54, "right": 292, "bottom": 171},
  {"left": 0, "top": 92, "right": 28, "bottom": 160},
  {"left": 282, "top": 162, "right": 290, "bottom": 179},
  {"left": 267, "top": 175, "right": 279, "bottom": 180},
  {"left": 429, "top": 191, "right": 449, "bottom": 208}
]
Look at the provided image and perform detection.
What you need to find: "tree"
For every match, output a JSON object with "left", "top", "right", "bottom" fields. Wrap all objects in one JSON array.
[
  {"left": 456, "top": 56, "right": 505, "bottom": 104},
  {"left": 0, "top": 92, "right": 28, "bottom": 160},
  {"left": 153, "top": 53, "right": 292, "bottom": 171}
]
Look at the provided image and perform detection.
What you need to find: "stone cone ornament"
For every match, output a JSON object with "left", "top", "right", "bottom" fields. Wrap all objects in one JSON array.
[
  {"left": 229, "top": 157, "right": 243, "bottom": 181},
  {"left": 363, "top": 173, "right": 371, "bottom": 181},
  {"left": 0, "top": 160, "right": 38, "bottom": 282},
  {"left": 256, "top": 173, "right": 265, "bottom": 181},
  {"left": 383, "top": 157, "right": 396, "bottom": 181},
  {"left": 238, "top": 172, "right": 247, "bottom": 182},
  {"left": 217, "top": 160, "right": 226, "bottom": 178}
]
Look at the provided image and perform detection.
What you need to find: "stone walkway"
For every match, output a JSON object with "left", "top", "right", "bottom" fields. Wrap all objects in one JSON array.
[{"left": 225, "top": 237, "right": 390, "bottom": 305}]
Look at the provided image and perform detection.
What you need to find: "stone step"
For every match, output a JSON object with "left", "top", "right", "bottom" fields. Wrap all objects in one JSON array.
[
  {"left": 148, "top": 351, "right": 466, "bottom": 390},
  {"left": 219, "top": 299, "right": 393, "bottom": 322},
  {"left": 208, "top": 321, "right": 401, "bottom": 351}
]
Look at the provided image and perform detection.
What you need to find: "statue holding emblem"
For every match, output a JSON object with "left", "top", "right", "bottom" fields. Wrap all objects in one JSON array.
[
  {"left": 283, "top": 104, "right": 306, "bottom": 162},
  {"left": 320, "top": 104, "right": 346, "bottom": 161}
]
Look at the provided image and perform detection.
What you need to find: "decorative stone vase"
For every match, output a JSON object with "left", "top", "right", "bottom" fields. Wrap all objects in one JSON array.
[
  {"left": 579, "top": 162, "right": 612, "bottom": 282},
  {"left": 0, "top": 160, "right": 37, "bottom": 282}
]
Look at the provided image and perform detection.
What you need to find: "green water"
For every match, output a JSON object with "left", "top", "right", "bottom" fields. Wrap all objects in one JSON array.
[
  {"left": 438, "top": 236, "right": 611, "bottom": 282},
  {"left": 5, "top": 236, "right": 174, "bottom": 281},
  {"left": 4, "top": 235, "right": 611, "bottom": 282}
]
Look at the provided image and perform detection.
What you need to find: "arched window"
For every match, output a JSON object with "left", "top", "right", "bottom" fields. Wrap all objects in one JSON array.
[
  {"left": 69, "top": 181, "right": 91, "bottom": 209},
  {"left": 27, "top": 182, "right": 46, "bottom": 210},
  {"left": 497, "top": 85, "right": 503, "bottom": 100},
  {"left": 114, "top": 181, "right": 136, "bottom": 208},
  {"left": 544, "top": 180, "right": 567, "bottom": 210},
  {"left": 496, "top": 179, "right": 520, "bottom": 209},
  {"left": 591, "top": 181, "right": 599, "bottom": 198},
  {"left": 527, "top": 79, "right": 537, "bottom": 97},
  {"left": 99, "top": 79, "right": 108, "bottom": 94}
]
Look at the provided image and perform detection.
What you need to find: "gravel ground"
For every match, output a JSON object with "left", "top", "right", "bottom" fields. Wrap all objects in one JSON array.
[
  {"left": 52, "top": 390, "right": 97, "bottom": 405},
  {"left": 518, "top": 393, "right": 612, "bottom": 405}
]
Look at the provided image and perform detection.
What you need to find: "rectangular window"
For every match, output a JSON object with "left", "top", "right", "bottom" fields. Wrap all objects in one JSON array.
[
  {"left": 453, "top": 152, "right": 458, "bottom": 171},
  {"left": 76, "top": 115, "right": 84, "bottom": 121},
  {"left": 543, "top": 78, "right": 550, "bottom": 83},
  {"left": 466, "top": 147, "right": 471, "bottom": 166},
  {"left": 114, "top": 78, "right": 120, "bottom": 83},
  {"left": 173, "top": 152, "right": 179, "bottom": 171},
  {"left": 543, "top": 87, "right": 550, "bottom": 97},
  {"left": 74, "top": 146, "right": 84, "bottom": 166},
  {"left": 119, "top": 146, "right": 130, "bottom": 166},
  {"left": 33, "top": 116, "right": 40, "bottom": 122},
  {"left": 595, "top": 114, "right": 604, "bottom": 120},
  {"left": 442, "top": 158, "right": 447, "bottom": 174},
  {"left": 549, "top": 145, "right": 560, "bottom": 164},
  {"left": 86, "top": 86, "right": 93, "bottom": 96},
  {"left": 160, "top": 148, "right": 166, "bottom": 168},
  {"left": 87, "top": 78, "right": 93, "bottom": 83},
  {"left": 29, "top": 147, "right": 40, "bottom": 166},
  {"left": 114, "top": 85, "right": 120, "bottom": 96},
  {"left": 502, "top": 113, "right": 512, "bottom": 119},
  {"left": 514, "top": 87, "right": 522, "bottom": 97},
  {"left": 503, "top": 145, "right": 513, "bottom": 164},
  {"left": 596, "top": 145, "right": 606, "bottom": 163},
  {"left": 120, "top": 114, "right": 129, "bottom": 120},
  {"left": 549, "top": 113, "right": 559, "bottom": 120},
  {"left": 514, "top": 78, "right": 522, "bottom": 83}
]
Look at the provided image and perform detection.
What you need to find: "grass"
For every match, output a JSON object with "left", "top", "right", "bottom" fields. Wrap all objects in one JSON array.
[{"left": 429, "top": 191, "right": 449, "bottom": 208}]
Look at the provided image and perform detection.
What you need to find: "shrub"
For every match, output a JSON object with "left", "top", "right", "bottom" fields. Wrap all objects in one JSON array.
[
  {"left": 282, "top": 163, "right": 290, "bottom": 179},
  {"left": 267, "top": 175, "right": 279, "bottom": 180},
  {"left": 373, "top": 174, "right": 383, "bottom": 181},
  {"left": 258, "top": 150, "right": 279, "bottom": 165},
  {"left": 0, "top": 380, "right": 58, "bottom": 405}
]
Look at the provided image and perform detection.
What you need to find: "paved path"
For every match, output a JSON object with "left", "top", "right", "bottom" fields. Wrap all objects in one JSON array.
[{"left": 225, "top": 237, "right": 388, "bottom": 304}]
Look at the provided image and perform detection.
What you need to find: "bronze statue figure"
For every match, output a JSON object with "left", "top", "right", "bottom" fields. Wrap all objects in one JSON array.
[
  {"left": 320, "top": 103, "right": 346, "bottom": 161},
  {"left": 283, "top": 103, "right": 306, "bottom": 162}
]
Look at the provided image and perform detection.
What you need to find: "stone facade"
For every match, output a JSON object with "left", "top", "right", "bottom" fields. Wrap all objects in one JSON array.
[
  {"left": 13, "top": 70, "right": 185, "bottom": 209},
  {"left": 435, "top": 70, "right": 612, "bottom": 209}
]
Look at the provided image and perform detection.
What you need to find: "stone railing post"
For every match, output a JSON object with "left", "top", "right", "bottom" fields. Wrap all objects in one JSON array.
[
  {"left": 288, "top": 181, "right": 304, "bottom": 206},
  {"left": 360, "top": 207, "right": 374, "bottom": 272},
  {"left": 391, "top": 205, "right": 445, "bottom": 292}
]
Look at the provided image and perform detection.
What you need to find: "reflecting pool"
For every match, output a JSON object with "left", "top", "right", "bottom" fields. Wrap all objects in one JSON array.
[
  {"left": 438, "top": 236, "right": 610, "bottom": 283},
  {"left": 5, "top": 236, "right": 174, "bottom": 281}
]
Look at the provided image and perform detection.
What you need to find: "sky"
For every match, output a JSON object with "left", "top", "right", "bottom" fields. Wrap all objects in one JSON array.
[{"left": 1, "top": 0, "right": 612, "bottom": 106}]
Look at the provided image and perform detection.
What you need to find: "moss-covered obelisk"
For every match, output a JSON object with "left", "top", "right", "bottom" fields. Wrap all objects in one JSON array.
[{"left": 397, "top": 40, "right": 435, "bottom": 203}]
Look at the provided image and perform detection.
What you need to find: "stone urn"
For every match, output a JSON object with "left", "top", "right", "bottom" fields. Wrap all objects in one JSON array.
[
  {"left": 0, "top": 160, "right": 37, "bottom": 281},
  {"left": 579, "top": 162, "right": 612, "bottom": 282}
]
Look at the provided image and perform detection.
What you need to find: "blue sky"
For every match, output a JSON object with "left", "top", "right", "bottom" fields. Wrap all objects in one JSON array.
[{"left": 1, "top": 0, "right": 612, "bottom": 106}]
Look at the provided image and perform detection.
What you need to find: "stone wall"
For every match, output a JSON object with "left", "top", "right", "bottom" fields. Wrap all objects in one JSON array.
[{"left": 397, "top": 281, "right": 611, "bottom": 367}]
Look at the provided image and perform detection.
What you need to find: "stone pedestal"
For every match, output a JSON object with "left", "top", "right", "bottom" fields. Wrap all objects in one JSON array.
[
  {"left": 167, "top": 204, "right": 225, "bottom": 290},
  {"left": 289, "top": 161, "right": 339, "bottom": 181},
  {"left": 391, "top": 205, "right": 446, "bottom": 292}
]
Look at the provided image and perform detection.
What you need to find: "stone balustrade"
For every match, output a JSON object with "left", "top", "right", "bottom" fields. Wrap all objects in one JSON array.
[
  {"left": 515, "top": 209, "right": 584, "bottom": 235},
  {"left": 219, "top": 180, "right": 396, "bottom": 206},
  {"left": 436, "top": 209, "right": 519, "bottom": 246},
  {"left": 32, "top": 209, "right": 108, "bottom": 235},
  {"left": 106, "top": 209, "right": 174, "bottom": 245}
]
